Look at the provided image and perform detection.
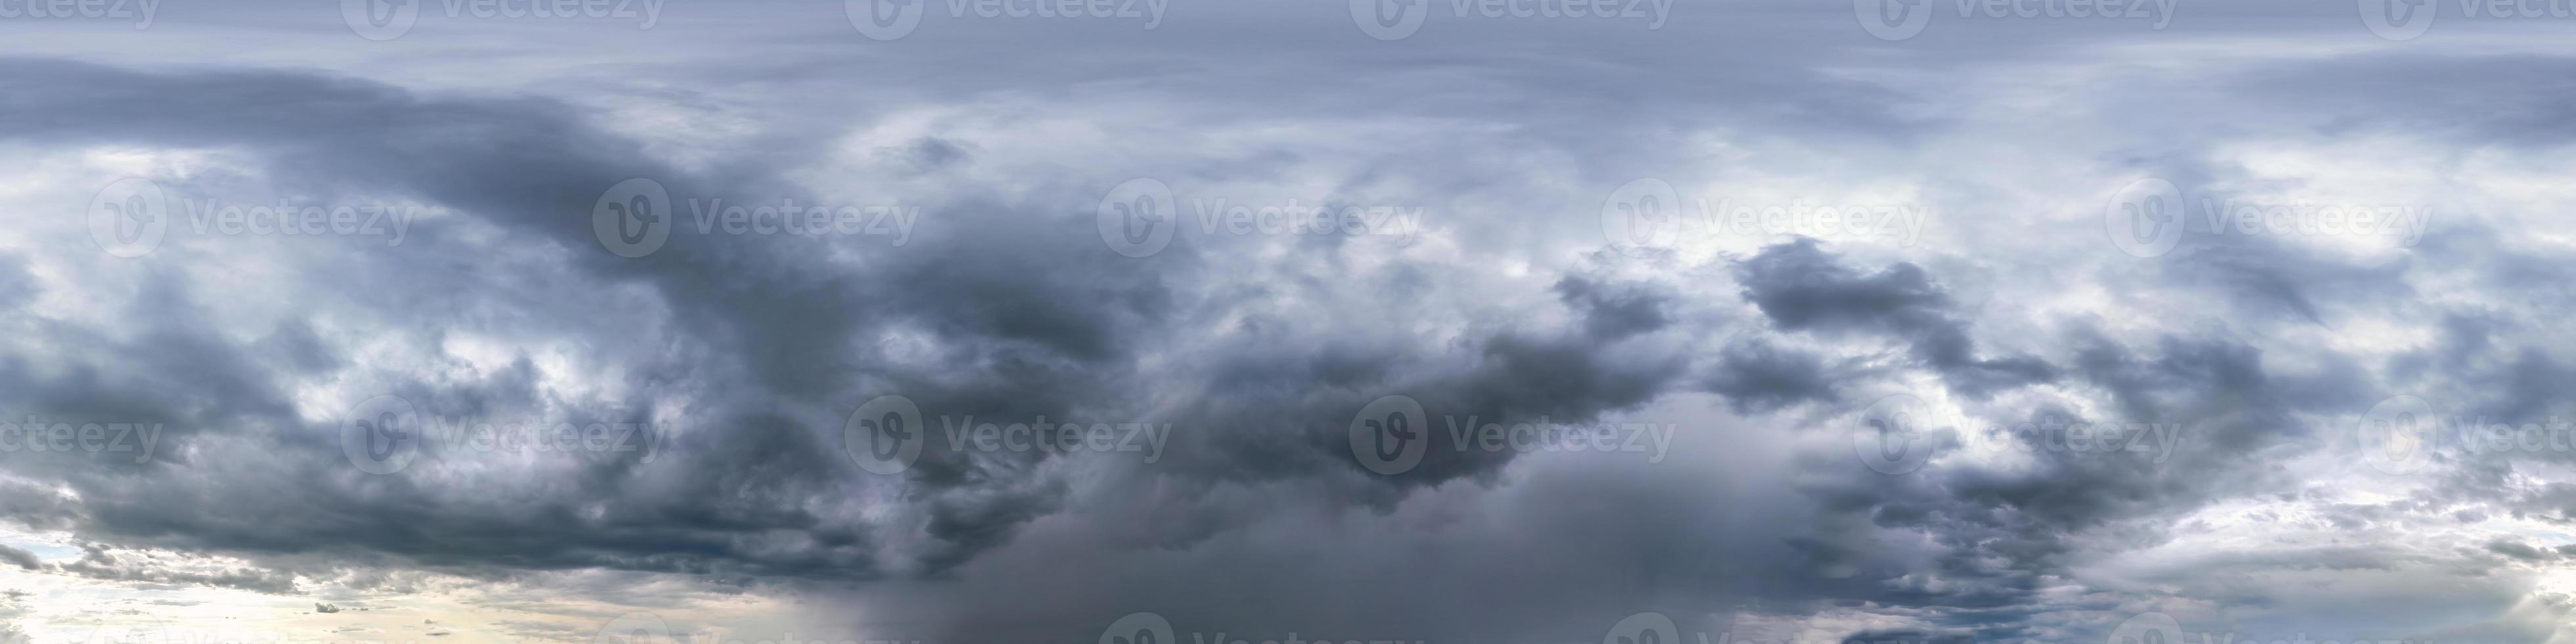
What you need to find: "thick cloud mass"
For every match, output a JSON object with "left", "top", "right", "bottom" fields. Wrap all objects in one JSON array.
[{"left": 0, "top": 3, "right": 2571, "bottom": 644}]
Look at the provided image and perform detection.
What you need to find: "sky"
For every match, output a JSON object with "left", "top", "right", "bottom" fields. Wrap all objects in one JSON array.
[{"left": 0, "top": 1, "right": 2571, "bottom": 644}]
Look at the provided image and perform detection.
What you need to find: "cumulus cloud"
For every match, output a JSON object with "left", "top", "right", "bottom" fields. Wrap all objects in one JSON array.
[{"left": 0, "top": 3, "right": 2567, "bottom": 644}]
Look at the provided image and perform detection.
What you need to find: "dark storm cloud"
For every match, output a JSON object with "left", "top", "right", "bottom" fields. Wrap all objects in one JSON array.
[
  {"left": 1707, "top": 237, "right": 2483, "bottom": 635},
  {"left": 1735, "top": 239, "right": 2056, "bottom": 398},
  {"left": 0, "top": 57, "right": 1707, "bottom": 588},
  {"left": 0, "top": 58, "right": 899, "bottom": 578},
  {"left": 0, "top": 545, "right": 36, "bottom": 570},
  {"left": 1554, "top": 275, "right": 1674, "bottom": 340},
  {"left": 2154, "top": 229, "right": 2418, "bottom": 327},
  {"left": 38, "top": 544, "right": 299, "bottom": 595},
  {"left": 2483, "top": 540, "right": 2558, "bottom": 562},
  {"left": 1837, "top": 628, "right": 1978, "bottom": 644},
  {"left": 0, "top": 50, "right": 1824, "bottom": 642},
  {"left": 1700, "top": 340, "right": 1839, "bottom": 415},
  {"left": 0, "top": 54, "right": 1244, "bottom": 581},
  {"left": 0, "top": 5, "right": 2567, "bottom": 642}
]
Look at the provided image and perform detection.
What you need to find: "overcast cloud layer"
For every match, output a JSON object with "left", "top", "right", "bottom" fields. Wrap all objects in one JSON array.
[{"left": 0, "top": 2, "right": 2571, "bottom": 644}]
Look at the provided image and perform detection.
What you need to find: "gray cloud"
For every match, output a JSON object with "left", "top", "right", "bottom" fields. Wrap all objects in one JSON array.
[{"left": 0, "top": 7, "right": 2567, "bottom": 644}]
